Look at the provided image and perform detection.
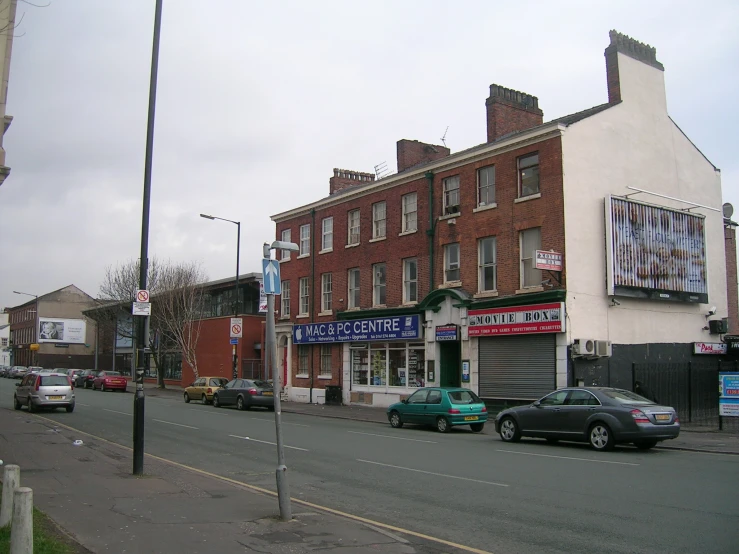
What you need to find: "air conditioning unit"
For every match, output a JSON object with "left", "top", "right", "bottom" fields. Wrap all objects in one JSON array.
[
  {"left": 573, "top": 339, "right": 595, "bottom": 356},
  {"left": 595, "top": 340, "right": 612, "bottom": 357},
  {"left": 709, "top": 319, "right": 728, "bottom": 335}
]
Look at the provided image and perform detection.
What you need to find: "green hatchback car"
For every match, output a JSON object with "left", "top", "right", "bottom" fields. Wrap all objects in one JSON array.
[{"left": 387, "top": 387, "right": 488, "bottom": 433}]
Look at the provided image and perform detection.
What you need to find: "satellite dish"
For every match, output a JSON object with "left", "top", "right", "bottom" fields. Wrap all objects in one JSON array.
[{"left": 724, "top": 203, "right": 734, "bottom": 218}]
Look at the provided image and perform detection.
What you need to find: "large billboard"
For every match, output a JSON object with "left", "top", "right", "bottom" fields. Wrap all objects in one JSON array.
[
  {"left": 605, "top": 196, "right": 708, "bottom": 303},
  {"left": 38, "top": 318, "right": 87, "bottom": 344}
]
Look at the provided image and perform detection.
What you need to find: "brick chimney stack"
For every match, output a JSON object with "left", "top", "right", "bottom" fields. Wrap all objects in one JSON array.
[
  {"left": 396, "top": 139, "right": 450, "bottom": 173},
  {"left": 485, "top": 84, "right": 543, "bottom": 143},
  {"left": 605, "top": 30, "right": 664, "bottom": 104},
  {"left": 329, "top": 168, "right": 375, "bottom": 195}
]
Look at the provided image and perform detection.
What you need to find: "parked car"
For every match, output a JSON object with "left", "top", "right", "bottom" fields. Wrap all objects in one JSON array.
[
  {"left": 494, "top": 387, "right": 680, "bottom": 451},
  {"left": 212, "top": 379, "right": 274, "bottom": 410},
  {"left": 0, "top": 366, "right": 8, "bottom": 377},
  {"left": 184, "top": 376, "right": 229, "bottom": 404},
  {"left": 14, "top": 372, "right": 75, "bottom": 412},
  {"left": 92, "top": 371, "right": 127, "bottom": 392},
  {"left": 77, "top": 370, "right": 96, "bottom": 388},
  {"left": 386, "top": 387, "right": 488, "bottom": 433},
  {"left": 28, "top": 366, "right": 45, "bottom": 374},
  {"left": 10, "top": 366, "right": 28, "bottom": 379},
  {"left": 66, "top": 369, "right": 84, "bottom": 383}
]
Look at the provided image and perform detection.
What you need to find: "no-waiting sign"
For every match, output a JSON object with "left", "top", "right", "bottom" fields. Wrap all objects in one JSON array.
[
  {"left": 230, "top": 318, "right": 243, "bottom": 338},
  {"left": 136, "top": 289, "right": 150, "bottom": 303}
]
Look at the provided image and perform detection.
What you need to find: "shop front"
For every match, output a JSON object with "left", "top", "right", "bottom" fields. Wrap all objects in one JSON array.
[
  {"left": 292, "top": 314, "right": 425, "bottom": 407},
  {"left": 468, "top": 301, "right": 568, "bottom": 404}
]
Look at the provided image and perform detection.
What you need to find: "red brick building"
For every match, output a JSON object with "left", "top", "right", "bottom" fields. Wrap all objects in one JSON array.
[{"left": 272, "top": 31, "right": 732, "bottom": 411}]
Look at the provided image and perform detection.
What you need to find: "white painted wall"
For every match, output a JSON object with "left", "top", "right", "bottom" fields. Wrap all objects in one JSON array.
[
  {"left": 562, "top": 52, "right": 726, "bottom": 345},
  {"left": 0, "top": 313, "right": 10, "bottom": 366}
]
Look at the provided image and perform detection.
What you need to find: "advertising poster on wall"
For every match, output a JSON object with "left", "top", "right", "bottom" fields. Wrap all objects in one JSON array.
[
  {"left": 468, "top": 303, "right": 565, "bottom": 336},
  {"left": 38, "top": 318, "right": 87, "bottom": 344},
  {"left": 605, "top": 196, "right": 708, "bottom": 303}
]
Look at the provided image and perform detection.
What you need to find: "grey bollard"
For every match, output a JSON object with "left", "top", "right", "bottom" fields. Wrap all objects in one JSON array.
[
  {"left": 10, "top": 487, "right": 33, "bottom": 554},
  {"left": 0, "top": 464, "right": 20, "bottom": 528}
]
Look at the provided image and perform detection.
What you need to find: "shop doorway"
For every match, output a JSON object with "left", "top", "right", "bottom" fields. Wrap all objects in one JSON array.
[{"left": 439, "top": 341, "right": 461, "bottom": 388}]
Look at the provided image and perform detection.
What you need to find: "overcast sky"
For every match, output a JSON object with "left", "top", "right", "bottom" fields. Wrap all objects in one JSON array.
[{"left": 1, "top": 0, "right": 737, "bottom": 311}]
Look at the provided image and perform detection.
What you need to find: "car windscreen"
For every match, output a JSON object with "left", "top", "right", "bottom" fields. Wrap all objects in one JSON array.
[
  {"left": 252, "top": 380, "right": 273, "bottom": 389},
  {"left": 39, "top": 376, "right": 69, "bottom": 387},
  {"left": 447, "top": 390, "right": 483, "bottom": 404},
  {"left": 601, "top": 389, "right": 653, "bottom": 405},
  {"left": 209, "top": 378, "right": 227, "bottom": 387},
  {"left": 106, "top": 372, "right": 122, "bottom": 376}
]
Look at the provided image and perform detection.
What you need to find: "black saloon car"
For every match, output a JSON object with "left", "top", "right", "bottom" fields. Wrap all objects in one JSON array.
[
  {"left": 494, "top": 387, "right": 680, "bottom": 451},
  {"left": 212, "top": 379, "right": 274, "bottom": 411}
]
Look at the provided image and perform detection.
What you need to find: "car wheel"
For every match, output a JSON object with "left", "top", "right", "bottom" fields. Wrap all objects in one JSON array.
[
  {"left": 27, "top": 399, "right": 35, "bottom": 413},
  {"left": 267, "top": 406, "right": 275, "bottom": 412},
  {"left": 634, "top": 440, "right": 658, "bottom": 450},
  {"left": 499, "top": 417, "right": 521, "bottom": 442},
  {"left": 66, "top": 405, "right": 74, "bottom": 413},
  {"left": 13, "top": 395, "right": 21, "bottom": 410},
  {"left": 236, "top": 396, "right": 245, "bottom": 411},
  {"left": 589, "top": 422, "right": 615, "bottom": 451},
  {"left": 101, "top": 383, "right": 106, "bottom": 392},
  {"left": 389, "top": 411, "right": 403, "bottom": 428},
  {"left": 184, "top": 393, "right": 190, "bottom": 403},
  {"left": 213, "top": 395, "right": 220, "bottom": 408},
  {"left": 470, "top": 422, "right": 485, "bottom": 433},
  {"left": 436, "top": 416, "right": 451, "bottom": 433},
  {"left": 201, "top": 394, "right": 209, "bottom": 405}
]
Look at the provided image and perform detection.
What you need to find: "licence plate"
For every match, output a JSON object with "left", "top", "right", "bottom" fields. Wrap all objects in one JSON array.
[
  {"left": 263, "top": 392, "right": 273, "bottom": 396},
  {"left": 464, "top": 416, "right": 479, "bottom": 421},
  {"left": 48, "top": 396, "right": 64, "bottom": 400},
  {"left": 655, "top": 414, "right": 670, "bottom": 421}
]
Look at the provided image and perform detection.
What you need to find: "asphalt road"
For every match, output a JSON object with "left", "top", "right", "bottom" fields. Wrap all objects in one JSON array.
[{"left": 2, "top": 378, "right": 738, "bottom": 553}]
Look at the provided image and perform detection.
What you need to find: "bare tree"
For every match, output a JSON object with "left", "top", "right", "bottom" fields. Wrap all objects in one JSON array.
[{"left": 97, "top": 259, "right": 207, "bottom": 388}]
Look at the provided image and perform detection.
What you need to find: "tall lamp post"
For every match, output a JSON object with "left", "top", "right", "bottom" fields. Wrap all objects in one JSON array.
[
  {"left": 200, "top": 213, "right": 241, "bottom": 379},
  {"left": 13, "top": 291, "right": 38, "bottom": 366}
]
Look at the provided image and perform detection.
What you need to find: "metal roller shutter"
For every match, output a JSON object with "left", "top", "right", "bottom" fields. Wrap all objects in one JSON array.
[{"left": 479, "top": 334, "right": 555, "bottom": 400}]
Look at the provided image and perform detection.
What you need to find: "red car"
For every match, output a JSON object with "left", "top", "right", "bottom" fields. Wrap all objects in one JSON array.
[{"left": 92, "top": 371, "right": 127, "bottom": 392}]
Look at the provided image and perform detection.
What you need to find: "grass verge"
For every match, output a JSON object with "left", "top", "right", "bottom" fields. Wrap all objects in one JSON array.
[{"left": 0, "top": 483, "right": 87, "bottom": 554}]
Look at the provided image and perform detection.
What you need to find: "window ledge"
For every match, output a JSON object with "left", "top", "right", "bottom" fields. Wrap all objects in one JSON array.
[
  {"left": 345, "top": 243, "right": 360, "bottom": 249},
  {"left": 279, "top": 315, "right": 291, "bottom": 320},
  {"left": 439, "top": 212, "right": 461, "bottom": 221},
  {"left": 473, "top": 203, "right": 498, "bottom": 213},
  {"left": 402, "top": 301, "right": 418, "bottom": 307},
  {"left": 439, "top": 280, "right": 462, "bottom": 289},
  {"left": 372, "top": 304, "right": 387, "bottom": 309},
  {"left": 319, "top": 248, "right": 333, "bottom": 255},
  {"left": 318, "top": 311, "right": 333, "bottom": 317},
  {"left": 514, "top": 193, "right": 541, "bottom": 204},
  {"left": 296, "top": 314, "right": 310, "bottom": 319},
  {"left": 399, "top": 229, "right": 417, "bottom": 237},
  {"left": 346, "top": 307, "right": 361, "bottom": 311},
  {"left": 317, "top": 375, "right": 332, "bottom": 380},
  {"left": 279, "top": 257, "right": 291, "bottom": 263},
  {"left": 369, "top": 237, "right": 387, "bottom": 243},
  {"left": 297, "top": 253, "right": 310, "bottom": 259},
  {"left": 296, "top": 373, "right": 309, "bottom": 379},
  {"left": 515, "top": 286, "right": 545, "bottom": 294},
  {"left": 474, "top": 291, "right": 499, "bottom": 299}
]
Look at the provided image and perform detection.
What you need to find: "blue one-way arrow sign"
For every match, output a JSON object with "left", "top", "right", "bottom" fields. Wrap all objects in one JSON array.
[{"left": 262, "top": 259, "right": 281, "bottom": 295}]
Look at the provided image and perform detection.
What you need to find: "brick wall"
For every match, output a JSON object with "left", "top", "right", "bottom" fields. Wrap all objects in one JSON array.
[
  {"left": 396, "top": 140, "right": 450, "bottom": 173},
  {"left": 486, "top": 84, "right": 543, "bottom": 142},
  {"left": 726, "top": 225, "right": 738, "bottom": 335}
]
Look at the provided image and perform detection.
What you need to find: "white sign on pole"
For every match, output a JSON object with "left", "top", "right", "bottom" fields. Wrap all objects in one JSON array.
[
  {"left": 136, "top": 290, "right": 150, "bottom": 303},
  {"left": 132, "top": 302, "right": 152, "bottom": 316},
  {"left": 230, "top": 318, "right": 243, "bottom": 338},
  {"left": 259, "top": 280, "right": 267, "bottom": 313}
]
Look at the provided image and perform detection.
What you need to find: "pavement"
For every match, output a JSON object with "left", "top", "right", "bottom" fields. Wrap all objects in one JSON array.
[
  {"left": 0, "top": 407, "right": 481, "bottom": 554},
  {"left": 144, "top": 382, "right": 739, "bottom": 455}
]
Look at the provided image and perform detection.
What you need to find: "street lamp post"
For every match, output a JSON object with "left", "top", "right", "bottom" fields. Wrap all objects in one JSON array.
[
  {"left": 13, "top": 291, "right": 38, "bottom": 366},
  {"left": 264, "top": 239, "right": 299, "bottom": 521},
  {"left": 200, "top": 213, "right": 241, "bottom": 380}
]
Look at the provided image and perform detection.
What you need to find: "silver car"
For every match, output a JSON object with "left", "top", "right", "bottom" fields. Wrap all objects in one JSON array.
[
  {"left": 10, "top": 366, "right": 28, "bottom": 379},
  {"left": 14, "top": 372, "right": 75, "bottom": 412},
  {"left": 494, "top": 387, "right": 680, "bottom": 451}
]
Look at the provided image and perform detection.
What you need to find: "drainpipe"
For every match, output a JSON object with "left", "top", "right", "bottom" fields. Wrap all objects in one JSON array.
[
  {"left": 310, "top": 208, "right": 316, "bottom": 403},
  {"left": 425, "top": 171, "right": 436, "bottom": 292}
]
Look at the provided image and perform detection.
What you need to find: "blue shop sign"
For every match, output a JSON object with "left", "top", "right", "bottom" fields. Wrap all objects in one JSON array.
[
  {"left": 293, "top": 315, "right": 421, "bottom": 344},
  {"left": 435, "top": 325, "right": 458, "bottom": 341}
]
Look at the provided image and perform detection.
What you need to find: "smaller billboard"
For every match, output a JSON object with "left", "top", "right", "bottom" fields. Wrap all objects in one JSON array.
[
  {"left": 38, "top": 318, "right": 87, "bottom": 344},
  {"left": 468, "top": 303, "right": 565, "bottom": 336},
  {"left": 535, "top": 250, "right": 563, "bottom": 272}
]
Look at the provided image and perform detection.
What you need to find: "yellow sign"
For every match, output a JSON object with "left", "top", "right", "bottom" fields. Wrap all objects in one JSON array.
[{"left": 29, "top": 343, "right": 40, "bottom": 351}]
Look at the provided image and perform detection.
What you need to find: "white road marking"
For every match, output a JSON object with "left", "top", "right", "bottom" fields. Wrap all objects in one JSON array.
[
  {"left": 348, "top": 431, "right": 437, "bottom": 444},
  {"left": 496, "top": 449, "right": 640, "bottom": 466},
  {"left": 252, "top": 417, "right": 310, "bottom": 427},
  {"left": 103, "top": 409, "right": 131, "bottom": 416},
  {"left": 228, "top": 434, "right": 309, "bottom": 452},
  {"left": 357, "top": 459, "right": 508, "bottom": 487},
  {"left": 153, "top": 419, "right": 199, "bottom": 430},
  {"left": 76, "top": 403, "right": 90, "bottom": 407}
]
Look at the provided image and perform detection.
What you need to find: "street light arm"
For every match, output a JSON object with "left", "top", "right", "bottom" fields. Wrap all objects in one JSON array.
[
  {"left": 200, "top": 213, "right": 239, "bottom": 226},
  {"left": 13, "top": 291, "right": 38, "bottom": 299}
]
